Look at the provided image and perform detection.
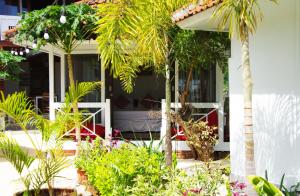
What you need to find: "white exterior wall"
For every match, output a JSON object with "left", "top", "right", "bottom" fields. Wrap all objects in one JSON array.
[{"left": 230, "top": 0, "right": 300, "bottom": 186}]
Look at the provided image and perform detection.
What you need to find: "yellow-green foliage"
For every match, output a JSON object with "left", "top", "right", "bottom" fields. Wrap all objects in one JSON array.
[{"left": 84, "top": 143, "right": 167, "bottom": 196}]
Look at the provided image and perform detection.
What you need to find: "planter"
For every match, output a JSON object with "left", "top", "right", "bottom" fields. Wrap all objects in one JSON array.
[
  {"left": 15, "top": 188, "right": 76, "bottom": 196},
  {"left": 77, "top": 169, "right": 88, "bottom": 184},
  {"left": 77, "top": 169, "right": 98, "bottom": 196}
]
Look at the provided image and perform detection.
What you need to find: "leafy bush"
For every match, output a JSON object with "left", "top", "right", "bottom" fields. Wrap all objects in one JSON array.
[
  {"left": 75, "top": 137, "right": 105, "bottom": 171},
  {"left": 84, "top": 143, "right": 168, "bottom": 196},
  {"left": 172, "top": 113, "right": 218, "bottom": 161}
]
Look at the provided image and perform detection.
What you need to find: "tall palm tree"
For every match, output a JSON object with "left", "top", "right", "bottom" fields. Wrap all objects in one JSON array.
[
  {"left": 96, "top": 0, "right": 194, "bottom": 166},
  {"left": 212, "top": 0, "right": 277, "bottom": 192}
]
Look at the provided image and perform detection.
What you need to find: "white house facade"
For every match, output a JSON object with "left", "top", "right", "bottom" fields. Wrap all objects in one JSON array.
[{"left": 175, "top": 0, "right": 300, "bottom": 187}]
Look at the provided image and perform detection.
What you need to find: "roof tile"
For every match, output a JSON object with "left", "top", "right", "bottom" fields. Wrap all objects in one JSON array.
[{"left": 172, "top": 0, "right": 223, "bottom": 23}]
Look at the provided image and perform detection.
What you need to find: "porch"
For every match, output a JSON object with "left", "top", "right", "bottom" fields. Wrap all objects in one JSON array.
[{"left": 4, "top": 39, "right": 230, "bottom": 152}]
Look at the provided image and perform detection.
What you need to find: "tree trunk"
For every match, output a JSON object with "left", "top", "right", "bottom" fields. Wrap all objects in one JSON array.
[
  {"left": 66, "top": 53, "right": 81, "bottom": 156},
  {"left": 242, "top": 29, "right": 256, "bottom": 194},
  {"left": 165, "top": 61, "right": 172, "bottom": 167},
  {"left": 179, "top": 66, "right": 193, "bottom": 108}
]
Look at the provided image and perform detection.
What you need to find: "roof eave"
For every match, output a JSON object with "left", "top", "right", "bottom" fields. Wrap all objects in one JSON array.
[{"left": 176, "top": 4, "right": 228, "bottom": 32}]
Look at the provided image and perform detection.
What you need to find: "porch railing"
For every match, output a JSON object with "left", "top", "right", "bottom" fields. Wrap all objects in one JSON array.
[
  {"left": 52, "top": 99, "right": 111, "bottom": 140},
  {"left": 161, "top": 99, "right": 229, "bottom": 151}
]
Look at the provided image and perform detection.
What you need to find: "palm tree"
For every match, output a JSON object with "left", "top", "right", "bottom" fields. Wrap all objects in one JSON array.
[
  {"left": 96, "top": 0, "right": 195, "bottom": 166},
  {"left": 0, "top": 82, "right": 99, "bottom": 195},
  {"left": 212, "top": 0, "right": 277, "bottom": 192}
]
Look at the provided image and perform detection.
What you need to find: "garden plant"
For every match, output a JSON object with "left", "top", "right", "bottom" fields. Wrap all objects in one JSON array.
[{"left": 0, "top": 81, "right": 100, "bottom": 195}]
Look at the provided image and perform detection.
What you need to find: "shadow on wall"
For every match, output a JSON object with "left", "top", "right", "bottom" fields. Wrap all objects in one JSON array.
[{"left": 254, "top": 94, "right": 300, "bottom": 187}]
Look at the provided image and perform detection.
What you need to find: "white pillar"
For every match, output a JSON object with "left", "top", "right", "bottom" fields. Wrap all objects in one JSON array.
[
  {"left": 60, "top": 54, "right": 65, "bottom": 102},
  {"left": 105, "top": 99, "right": 111, "bottom": 140},
  {"left": 175, "top": 61, "right": 179, "bottom": 108},
  {"left": 101, "top": 58, "right": 106, "bottom": 124},
  {"left": 101, "top": 59, "right": 105, "bottom": 103},
  {"left": 49, "top": 47, "right": 55, "bottom": 120}
]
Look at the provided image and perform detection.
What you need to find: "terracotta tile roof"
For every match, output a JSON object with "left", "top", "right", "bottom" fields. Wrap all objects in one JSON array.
[
  {"left": 3, "top": 28, "right": 17, "bottom": 39},
  {"left": 172, "top": 0, "right": 223, "bottom": 23},
  {"left": 75, "top": 0, "right": 105, "bottom": 7}
]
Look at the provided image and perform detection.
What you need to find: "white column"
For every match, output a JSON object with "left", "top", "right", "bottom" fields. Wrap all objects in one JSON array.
[
  {"left": 105, "top": 99, "right": 111, "bottom": 140},
  {"left": 101, "top": 58, "right": 106, "bottom": 124},
  {"left": 175, "top": 61, "right": 179, "bottom": 108},
  {"left": 49, "top": 48, "right": 55, "bottom": 120},
  {"left": 60, "top": 54, "right": 65, "bottom": 102}
]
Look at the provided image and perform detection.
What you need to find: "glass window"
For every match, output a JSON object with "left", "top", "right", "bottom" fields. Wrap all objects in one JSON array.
[
  {"left": 179, "top": 64, "right": 216, "bottom": 103},
  {"left": 66, "top": 54, "right": 101, "bottom": 102}
]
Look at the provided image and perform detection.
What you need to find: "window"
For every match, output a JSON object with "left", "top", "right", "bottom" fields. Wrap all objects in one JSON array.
[{"left": 178, "top": 64, "right": 216, "bottom": 103}]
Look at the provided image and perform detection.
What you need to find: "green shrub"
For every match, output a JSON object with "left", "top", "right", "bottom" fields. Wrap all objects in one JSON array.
[
  {"left": 75, "top": 137, "right": 105, "bottom": 171},
  {"left": 85, "top": 143, "right": 168, "bottom": 196}
]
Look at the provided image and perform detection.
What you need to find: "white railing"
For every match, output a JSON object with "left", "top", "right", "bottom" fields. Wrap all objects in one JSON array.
[
  {"left": 52, "top": 99, "right": 111, "bottom": 140},
  {"left": 161, "top": 99, "right": 229, "bottom": 151}
]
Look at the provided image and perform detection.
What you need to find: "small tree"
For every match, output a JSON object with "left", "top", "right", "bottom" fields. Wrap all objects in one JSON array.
[
  {"left": 15, "top": 3, "right": 98, "bottom": 155},
  {"left": 173, "top": 30, "right": 229, "bottom": 116},
  {"left": 95, "top": 0, "right": 196, "bottom": 166},
  {"left": 0, "top": 50, "right": 24, "bottom": 81},
  {"left": 0, "top": 81, "right": 99, "bottom": 195},
  {"left": 172, "top": 30, "right": 229, "bottom": 160}
]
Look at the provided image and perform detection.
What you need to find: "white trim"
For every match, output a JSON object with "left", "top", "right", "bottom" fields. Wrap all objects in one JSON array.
[{"left": 176, "top": 5, "right": 225, "bottom": 31}]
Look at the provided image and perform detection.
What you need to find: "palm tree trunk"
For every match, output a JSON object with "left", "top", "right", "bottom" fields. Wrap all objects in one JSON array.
[
  {"left": 66, "top": 53, "right": 81, "bottom": 156},
  {"left": 242, "top": 29, "right": 256, "bottom": 194},
  {"left": 165, "top": 60, "right": 172, "bottom": 167}
]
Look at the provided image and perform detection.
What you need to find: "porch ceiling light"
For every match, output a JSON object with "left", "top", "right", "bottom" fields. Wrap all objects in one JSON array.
[
  {"left": 25, "top": 46, "right": 30, "bottom": 54},
  {"left": 19, "top": 50, "right": 24, "bottom": 56},
  {"left": 11, "top": 49, "right": 14, "bottom": 54},
  {"left": 32, "top": 39, "right": 37, "bottom": 49},
  {"left": 44, "top": 29, "right": 50, "bottom": 40},
  {"left": 14, "top": 51, "right": 18, "bottom": 55},
  {"left": 60, "top": 0, "right": 66, "bottom": 24}
]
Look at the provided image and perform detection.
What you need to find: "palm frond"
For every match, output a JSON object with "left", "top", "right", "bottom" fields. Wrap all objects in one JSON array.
[
  {"left": 65, "top": 81, "right": 101, "bottom": 103},
  {"left": 0, "top": 134, "right": 35, "bottom": 174},
  {"left": 213, "top": 0, "right": 277, "bottom": 40},
  {"left": 0, "top": 91, "right": 34, "bottom": 129},
  {"left": 25, "top": 150, "right": 71, "bottom": 191}
]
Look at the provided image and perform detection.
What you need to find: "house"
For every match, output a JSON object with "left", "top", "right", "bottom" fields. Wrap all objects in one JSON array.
[
  {"left": 2, "top": 0, "right": 229, "bottom": 156},
  {"left": 173, "top": 0, "right": 300, "bottom": 187}
]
